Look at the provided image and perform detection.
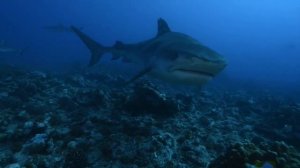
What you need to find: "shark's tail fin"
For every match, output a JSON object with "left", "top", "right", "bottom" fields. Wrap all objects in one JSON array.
[{"left": 71, "top": 26, "right": 108, "bottom": 66}]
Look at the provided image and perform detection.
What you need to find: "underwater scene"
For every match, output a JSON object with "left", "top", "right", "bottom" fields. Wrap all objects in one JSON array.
[{"left": 0, "top": 0, "right": 300, "bottom": 168}]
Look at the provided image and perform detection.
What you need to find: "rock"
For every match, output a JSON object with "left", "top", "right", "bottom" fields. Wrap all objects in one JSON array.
[
  {"left": 51, "top": 127, "right": 70, "bottom": 140},
  {"left": 175, "top": 93, "right": 193, "bottom": 112},
  {"left": 0, "top": 96, "right": 23, "bottom": 109},
  {"left": 22, "top": 133, "right": 48, "bottom": 155},
  {"left": 0, "top": 148, "right": 14, "bottom": 166},
  {"left": 24, "top": 121, "right": 33, "bottom": 129},
  {"left": 65, "top": 74, "right": 88, "bottom": 87},
  {"left": 4, "top": 163, "right": 21, "bottom": 168},
  {"left": 0, "top": 91, "right": 8, "bottom": 99},
  {"left": 12, "top": 80, "right": 38, "bottom": 101},
  {"left": 24, "top": 102, "right": 46, "bottom": 115},
  {"left": 64, "top": 149, "right": 88, "bottom": 168},
  {"left": 29, "top": 71, "right": 47, "bottom": 79},
  {"left": 67, "top": 141, "right": 78, "bottom": 149},
  {"left": 0, "top": 133, "right": 8, "bottom": 142},
  {"left": 0, "top": 64, "right": 25, "bottom": 79},
  {"left": 75, "top": 89, "right": 104, "bottom": 108},
  {"left": 124, "top": 85, "right": 179, "bottom": 118},
  {"left": 182, "top": 145, "right": 211, "bottom": 167},
  {"left": 57, "top": 96, "right": 77, "bottom": 111},
  {"left": 209, "top": 144, "right": 246, "bottom": 168},
  {"left": 209, "top": 141, "right": 300, "bottom": 168},
  {"left": 17, "top": 110, "right": 28, "bottom": 119},
  {"left": 122, "top": 117, "right": 156, "bottom": 137},
  {"left": 151, "top": 132, "right": 177, "bottom": 167}
]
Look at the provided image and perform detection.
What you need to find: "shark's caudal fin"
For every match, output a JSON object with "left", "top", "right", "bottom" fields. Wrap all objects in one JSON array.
[{"left": 71, "top": 26, "right": 107, "bottom": 66}]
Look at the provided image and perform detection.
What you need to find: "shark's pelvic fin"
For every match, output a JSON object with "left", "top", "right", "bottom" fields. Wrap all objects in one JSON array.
[
  {"left": 156, "top": 18, "right": 171, "bottom": 37},
  {"left": 125, "top": 66, "right": 153, "bottom": 85},
  {"left": 71, "top": 26, "right": 107, "bottom": 66}
]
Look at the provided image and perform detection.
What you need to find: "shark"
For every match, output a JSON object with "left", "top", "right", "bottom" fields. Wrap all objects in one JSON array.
[
  {"left": 0, "top": 40, "right": 25, "bottom": 56},
  {"left": 71, "top": 18, "right": 227, "bottom": 85}
]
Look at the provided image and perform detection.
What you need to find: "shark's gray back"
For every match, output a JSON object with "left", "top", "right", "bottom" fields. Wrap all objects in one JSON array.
[{"left": 114, "top": 31, "right": 222, "bottom": 65}]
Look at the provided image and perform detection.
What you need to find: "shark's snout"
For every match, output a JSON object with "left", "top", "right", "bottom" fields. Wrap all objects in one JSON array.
[
  {"left": 175, "top": 54, "right": 226, "bottom": 74},
  {"left": 198, "top": 58, "right": 227, "bottom": 76},
  {"left": 163, "top": 54, "right": 227, "bottom": 85}
]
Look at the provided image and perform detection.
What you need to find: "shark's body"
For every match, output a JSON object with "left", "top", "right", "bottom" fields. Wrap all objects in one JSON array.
[
  {"left": 71, "top": 18, "right": 226, "bottom": 85},
  {"left": 0, "top": 40, "right": 25, "bottom": 56}
]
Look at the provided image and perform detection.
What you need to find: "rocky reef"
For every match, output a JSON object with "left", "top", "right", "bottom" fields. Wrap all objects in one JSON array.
[
  {"left": 209, "top": 141, "right": 300, "bottom": 168},
  {"left": 0, "top": 65, "right": 299, "bottom": 168}
]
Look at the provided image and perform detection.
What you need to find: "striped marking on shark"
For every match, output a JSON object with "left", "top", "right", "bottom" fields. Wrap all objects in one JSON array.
[{"left": 71, "top": 18, "right": 227, "bottom": 85}]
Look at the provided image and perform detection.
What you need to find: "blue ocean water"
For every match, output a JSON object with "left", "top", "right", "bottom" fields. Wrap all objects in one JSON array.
[
  {"left": 1, "top": 0, "right": 299, "bottom": 92},
  {"left": 0, "top": 1, "right": 300, "bottom": 167}
]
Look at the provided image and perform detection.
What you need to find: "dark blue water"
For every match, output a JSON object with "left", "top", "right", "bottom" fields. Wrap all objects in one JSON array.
[{"left": 1, "top": 0, "right": 299, "bottom": 94}]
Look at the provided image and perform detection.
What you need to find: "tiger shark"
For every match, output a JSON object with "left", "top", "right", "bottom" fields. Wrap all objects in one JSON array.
[{"left": 71, "top": 18, "right": 227, "bottom": 85}]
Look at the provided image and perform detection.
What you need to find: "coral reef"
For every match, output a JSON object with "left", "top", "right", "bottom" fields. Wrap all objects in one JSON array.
[
  {"left": 209, "top": 141, "right": 300, "bottom": 168},
  {"left": 0, "top": 65, "right": 299, "bottom": 167}
]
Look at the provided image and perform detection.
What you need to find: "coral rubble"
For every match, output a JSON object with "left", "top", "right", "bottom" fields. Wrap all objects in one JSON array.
[{"left": 0, "top": 66, "right": 299, "bottom": 167}]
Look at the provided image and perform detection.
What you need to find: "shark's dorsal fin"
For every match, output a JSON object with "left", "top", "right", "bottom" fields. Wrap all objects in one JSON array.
[{"left": 156, "top": 18, "right": 171, "bottom": 37}]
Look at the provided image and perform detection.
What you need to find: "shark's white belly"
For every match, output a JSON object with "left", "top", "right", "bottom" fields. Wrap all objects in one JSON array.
[{"left": 150, "top": 70, "right": 213, "bottom": 85}]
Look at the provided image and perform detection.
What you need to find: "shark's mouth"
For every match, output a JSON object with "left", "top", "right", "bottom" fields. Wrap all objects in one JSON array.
[{"left": 173, "top": 69, "right": 215, "bottom": 77}]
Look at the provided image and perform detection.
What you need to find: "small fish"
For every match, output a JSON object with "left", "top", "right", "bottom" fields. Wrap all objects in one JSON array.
[{"left": 71, "top": 18, "right": 227, "bottom": 85}]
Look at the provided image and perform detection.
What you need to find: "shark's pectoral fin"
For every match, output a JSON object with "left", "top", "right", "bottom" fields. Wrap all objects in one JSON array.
[
  {"left": 125, "top": 66, "right": 153, "bottom": 85},
  {"left": 156, "top": 18, "right": 171, "bottom": 37}
]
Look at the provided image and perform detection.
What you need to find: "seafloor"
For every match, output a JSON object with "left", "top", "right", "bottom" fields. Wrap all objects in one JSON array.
[{"left": 0, "top": 64, "right": 300, "bottom": 168}]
